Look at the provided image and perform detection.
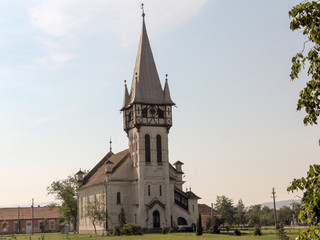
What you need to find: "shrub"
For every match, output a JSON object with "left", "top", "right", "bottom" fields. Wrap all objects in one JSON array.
[
  {"left": 112, "top": 225, "right": 121, "bottom": 236},
  {"left": 207, "top": 216, "right": 223, "bottom": 234},
  {"left": 208, "top": 225, "right": 220, "bottom": 234},
  {"left": 276, "top": 223, "right": 289, "bottom": 240},
  {"left": 234, "top": 229, "right": 241, "bottom": 236},
  {"left": 254, "top": 224, "right": 262, "bottom": 236},
  {"left": 121, "top": 223, "right": 142, "bottom": 235},
  {"left": 161, "top": 227, "right": 166, "bottom": 234},
  {"left": 196, "top": 213, "right": 203, "bottom": 236},
  {"left": 169, "top": 227, "right": 174, "bottom": 233}
]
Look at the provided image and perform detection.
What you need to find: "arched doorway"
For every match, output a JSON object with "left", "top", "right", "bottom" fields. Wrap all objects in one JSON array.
[{"left": 153, "top": 210, "right": 160, "bottom": 228}]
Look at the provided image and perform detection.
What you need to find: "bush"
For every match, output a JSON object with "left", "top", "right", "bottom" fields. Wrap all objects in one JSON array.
[
  {"left": 208, "top": 225, "right": 220, "bottom": 234},
  {"left": 254, "top": 224, "right": 262, "bottom": 236},
  {"left": 207, "top": 216, "right": 223, "bottom": 234},
  {"left": 161, "top": 227, "right": 166, "bottom": 234},
  {"left": 234, "top": 229, "right": 241, "bottom": 236},
  {"left": 121, "top": 223, "right": 142, "bottom": 235},
  {"left": 112, "top": 225, "right": 121, "bottom": 236},
  {"left": 276, "top": 223, "right": 289, "bottom": 240},
  {"left": 169, "top": 227, "right": 174, "bottom": 233},
  {"left": 196, "top": 213, "right": 203, "bottom": 236}
]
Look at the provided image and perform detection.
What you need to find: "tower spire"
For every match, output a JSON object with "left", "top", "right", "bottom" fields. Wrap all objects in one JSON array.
[
  {"left": 127, "top": 9, "right": 174, "bottom": 106},
  {"left": 109, "top": 138, "right": 112, "bottom": 152},
  {"left": 141, "top": 3, "right": 145, "bottom": 18}
]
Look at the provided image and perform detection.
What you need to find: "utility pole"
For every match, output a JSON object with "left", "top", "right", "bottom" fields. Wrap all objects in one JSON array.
[
  {"left": 32, "top": 198, "right": 34, "bottom": 235},
  {"left": 272, "top": 188, "right": 278, "bottom": 227},
  {"left": 18, "top": 206, "right": 20, "bottom": 233}
]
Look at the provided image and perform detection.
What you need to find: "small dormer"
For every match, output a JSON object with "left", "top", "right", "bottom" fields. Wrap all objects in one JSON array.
[
  {"left": 105, "top": 160, "right": 114, "bottom": 173},
  {"left": 173, "top": 161, "right": 184, "bottom": 173},
  {"left": 76, "top": 169, "right": 85, "bottom": 188}
]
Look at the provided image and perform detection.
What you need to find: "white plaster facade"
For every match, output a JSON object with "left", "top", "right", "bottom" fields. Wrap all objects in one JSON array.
[{"left": 77, "top": 13, "right": 199, "bottom": 234}]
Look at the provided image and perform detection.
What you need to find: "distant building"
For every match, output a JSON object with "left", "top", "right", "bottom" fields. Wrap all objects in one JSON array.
[
  {"left": 198, "top": 204, "right": 222, "bottom": 229},
  {"left": 0, "top": 206, "right": 61, "bottom": 234},
  {"left": 76, "top": 10, "right": 200, "bottom": 234}
]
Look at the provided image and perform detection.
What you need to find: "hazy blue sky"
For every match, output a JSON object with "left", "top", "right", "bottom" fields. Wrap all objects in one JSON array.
[{"left": 0, "top": 0, "right": 316, "bottom": 208}]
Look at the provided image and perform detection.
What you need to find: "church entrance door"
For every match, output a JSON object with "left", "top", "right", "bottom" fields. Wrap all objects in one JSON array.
[{"left": 153, "top": 210, "right": 160, "bottom": 228}]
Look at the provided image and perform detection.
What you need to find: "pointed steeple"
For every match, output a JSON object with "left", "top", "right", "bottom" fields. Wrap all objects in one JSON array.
[
  {"left": 121, "top": 80, "right": 130, "bottom": 110},
  {"left": 121, "top": 7, "right": 175, "bottom": 111},
  {"left": 163, "top": 74, "right": 175, "bottom": 105},
  {"left": 128, "top": 13, "right": 167, "bottom": 105}
]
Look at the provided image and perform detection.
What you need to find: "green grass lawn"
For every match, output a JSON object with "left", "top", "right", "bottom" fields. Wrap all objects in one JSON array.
[{"left": 1, "top": 228, "right": 301, "bottom": 240}]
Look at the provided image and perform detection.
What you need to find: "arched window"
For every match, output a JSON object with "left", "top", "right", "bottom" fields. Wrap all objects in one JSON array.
[
  {"left": 156, "top": 135, "right": 162, "bottom": 162},
  {"left": 177, "top": 217, "right": 187, "bottom": 226},
  {"left": 117, "top": 192, "right": 121, "bottom": 204},
  {"left": 145, "top": 134, "right": 151, "bottom": 162}
]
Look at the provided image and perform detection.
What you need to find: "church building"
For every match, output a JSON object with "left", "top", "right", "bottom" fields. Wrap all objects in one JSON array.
[{"left": 76, "top": 10, "right": 200, "bottom": 234}]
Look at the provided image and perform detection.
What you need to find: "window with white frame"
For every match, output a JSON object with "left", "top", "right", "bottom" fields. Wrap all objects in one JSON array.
[{"left": 49, "top": 220, "right": 55, "bottom": 230}]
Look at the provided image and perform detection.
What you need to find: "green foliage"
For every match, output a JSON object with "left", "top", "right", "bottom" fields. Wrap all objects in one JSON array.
[
  {"left": 161, "top": 227, "right": 166, "bottom": 234},
  {"left": 1, "top": 220, "right": 8, "bottom": 232},
  {"left": 40, "top": 218, "right": 48, "bottom": 233},
  {"left": 196, "top": 213, "right": 203, "bottom": 236},
  {"left": 288, "top": 164, "right": 320, "bottom": 239},
  {"left": 289, "top": 1, "right": 320, "bottom": 125},
  {"left": 84, "top": 198, "right": 107, "bottom": 235},
  {"left": 235, "top": 199, "right": 246, "bottom": 226},
  {"left": 253, "top": 224, "right": 262, "bottom": 236},
  {"left": 112, "top": 225, "right": 121, "bottom": 236},
  {"left": 120, "top": 223, "right": 142, "bottom": 235},
  {"left": 169, "top": 227, "right": 174, "bottom": 233},
  {"left": 207, "top": 216, "right": 224, "bottom": 234},
  {"left": 47, "top": 175, "right": 78, "bottom": 230},
  {"left": 276, "top": 223, "right": 289, "bottom": 240},
  {"left": 277, "top": 206, "right": 293, "bottom": 226},
  {"left": 246, "top": 205, "right": 262, "bottom": 226},
  {"left": 118, "top": 207, "right": 127, "bottom": 228},
  {"left": 233, "top": 228, "right": 241, "bottom": 236},
  {"left": 214, "top": 196, "right": 236, "bottom": 225}
]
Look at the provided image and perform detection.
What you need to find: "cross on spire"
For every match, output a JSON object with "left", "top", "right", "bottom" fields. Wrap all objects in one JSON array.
[{"left": 141, "top": 3, "right": 145, "bottom": 18}]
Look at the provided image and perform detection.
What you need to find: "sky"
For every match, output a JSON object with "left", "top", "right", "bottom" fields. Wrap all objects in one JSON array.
[{"left": 0, "top": 0, "right": 317, "bottom": 208}]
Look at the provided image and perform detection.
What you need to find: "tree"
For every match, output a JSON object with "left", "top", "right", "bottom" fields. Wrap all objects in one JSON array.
[
  {"left": 196, "top": 213, "right": 203, "bottom": 236},
  {"left": 289, "top": 1, "right": 320, "bottom": 125},
  {"left": 84, "top": 198, "right": 107, "bottom": 235},
  {"left": 214, "top": 195, "right": 236, "bottom": 225},
  {"left": 207, "top": 216, "right": 224, "bottom": 234},
  {"left": 246, "top": 205, "right": 262, "bottom": 226},
  {"left": 278, "top": 206, "right": 293, "bottom": 226},
  {"left": 47, "top": 174, "right": 78, "bottom": 231},
  {"left": 260, "top": 206, "right": 274, "bottom": 226},
  {"left": 288, "top": 164, "right": 320, "bottom": 239},
  {"left": 1, "top": 220, "right": 8, "bottom": 232},
  {"left": 234, "top": 199, "right": 246, "bottom": 227},
  {"left": 40, "top": 218, "right": 48, "bottom": 233},
  {"left": 118, "top": 207, "right": 127, "bottom": 228}
]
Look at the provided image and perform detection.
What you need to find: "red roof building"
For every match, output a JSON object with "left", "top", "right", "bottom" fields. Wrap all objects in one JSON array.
[
  {"left": 0, "top": 206, "right": 61, "bottom": 234},
  {"left": 198, "top": 203, "right": 222, "bottom": 229}
]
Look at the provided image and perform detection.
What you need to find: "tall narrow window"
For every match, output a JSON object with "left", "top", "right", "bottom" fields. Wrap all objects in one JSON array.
[
  {"left": 148, "top": 185, "right": 151, "bottom": 196},
  {"left": 117, "top": 192, "right": 121, "bottom": 204},
  {"left": 145, "top": 134, "right": 151, "bottom": 162},
  {"left": 156, "top": 135, "right": 162, "bottom": 162},
  {"left": 159, "top": 185, "right": 162, "bottom": 196}
]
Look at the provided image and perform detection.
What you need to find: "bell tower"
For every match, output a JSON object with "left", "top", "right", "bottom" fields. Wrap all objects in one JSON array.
[{"left": 120, "top": 7, "right": 175, "bottom": 228}]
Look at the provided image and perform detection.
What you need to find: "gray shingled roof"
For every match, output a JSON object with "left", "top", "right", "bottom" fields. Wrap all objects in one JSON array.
[
  {"left": 122, "top": 16, "right": 175, "bottom": 109},
  {"left": 80, "top": 149, "right": 130, "bottom": 189}
]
